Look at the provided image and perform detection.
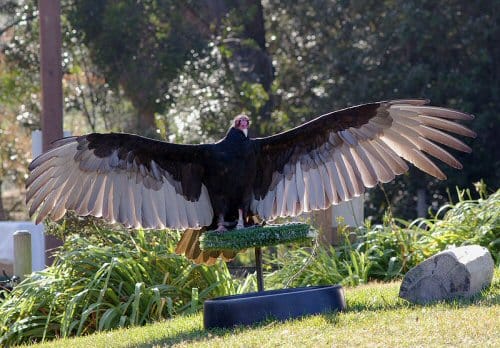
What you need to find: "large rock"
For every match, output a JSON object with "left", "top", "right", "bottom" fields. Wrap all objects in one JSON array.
[{"left": 399, "top": 245, "right": 494, "bottom": 304}]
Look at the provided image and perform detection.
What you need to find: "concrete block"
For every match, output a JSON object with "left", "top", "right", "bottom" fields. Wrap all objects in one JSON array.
[{"left": 399, "top": 245, "right": 494, "bottom": 304}]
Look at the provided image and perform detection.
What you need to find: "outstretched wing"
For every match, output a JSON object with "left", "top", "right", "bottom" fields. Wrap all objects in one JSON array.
[
  {"left": 251, "top": 100, "right": 476, "bottom": 220},
  {"left": 26, "top": 133, "right": 214, "bottom": 229}
]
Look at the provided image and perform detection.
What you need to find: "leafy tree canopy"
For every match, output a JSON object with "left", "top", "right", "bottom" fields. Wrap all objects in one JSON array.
[{"left": 1, "top": 0, "right": 498, "bottom": 221}]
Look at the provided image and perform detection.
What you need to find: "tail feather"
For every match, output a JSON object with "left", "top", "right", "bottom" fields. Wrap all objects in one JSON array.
[
  {"left": 175, "top": 229, "right": 237, "bottom": 265},
  {"left": 175, "top": 229, "right": 199, "bottom": 258}
]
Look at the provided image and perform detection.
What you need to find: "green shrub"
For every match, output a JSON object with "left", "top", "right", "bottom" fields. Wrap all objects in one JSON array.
[
  {"left": 354, "top": 215, "right": 430, "bottom": 280},
  {"left": 265, "top": 235, "right": 371, "bottom": 289},
  {"left": 267, "top": 186, "right": 499, "bottom": 287},
  {"left": 418, "top": 187, "right": 499, "bottom": 263},
  {"left": 0, "top": 228, "right": 247, "bottom": 346}
]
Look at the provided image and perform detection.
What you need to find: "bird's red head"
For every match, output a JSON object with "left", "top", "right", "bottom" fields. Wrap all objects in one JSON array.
[{"left": 233, "top": 114, "right": 250, "bottom": 135}]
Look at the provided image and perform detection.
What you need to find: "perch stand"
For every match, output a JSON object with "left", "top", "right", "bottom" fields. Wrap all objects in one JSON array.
[{"left": 199, "top": 223, "right": 346, "bottom": 329}]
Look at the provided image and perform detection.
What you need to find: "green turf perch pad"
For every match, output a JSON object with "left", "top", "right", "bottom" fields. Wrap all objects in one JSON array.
[{"left": 199, "top": 223, "right": 316, "bottom": 251}]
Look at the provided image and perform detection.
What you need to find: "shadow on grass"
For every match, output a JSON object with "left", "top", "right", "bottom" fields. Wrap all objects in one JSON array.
[
  {"left": 345, "top": 279, "right": 499, "bottom": 314},
  {"left": 131, "top": 327, "right": 215, "bottom": 348},
  {"left": 130, "top": 311, "right": 346, "bottom": 347},
  {"left": 130, "top": 319, "right": 285, "bottom": 348},
  {"left": 132, "top": 277, "right": 500, "bottom": 347},
  {"left": 320, "top": 283, "right": 499, "bottom": 326}
]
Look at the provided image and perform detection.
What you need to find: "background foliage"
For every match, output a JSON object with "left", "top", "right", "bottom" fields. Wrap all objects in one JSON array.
[
  {"left": 1, "top": 0, "right": 498, "bottom": 221},
  {"left": 0, "top": 2, "right": 498, "bottom": 345}
]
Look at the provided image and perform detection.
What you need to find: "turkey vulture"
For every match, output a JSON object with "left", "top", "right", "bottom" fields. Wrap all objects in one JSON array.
[{"left": 26, "top": 99, "right": 475, "bottom": 264}]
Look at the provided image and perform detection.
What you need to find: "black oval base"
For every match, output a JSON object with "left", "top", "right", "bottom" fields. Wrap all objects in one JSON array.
[{"left": 204, "top": 285, "right": 345, "bottom": 329}]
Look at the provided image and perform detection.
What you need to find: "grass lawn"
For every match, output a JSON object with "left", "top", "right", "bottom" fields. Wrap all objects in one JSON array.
[{"left": 24, "top": 268, "right": 499, "bottom": 348}]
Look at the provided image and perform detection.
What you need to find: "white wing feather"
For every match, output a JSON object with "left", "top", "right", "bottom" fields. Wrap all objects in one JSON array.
[{"left": 253, "top": 101, "right": 475, "bottom": 221}]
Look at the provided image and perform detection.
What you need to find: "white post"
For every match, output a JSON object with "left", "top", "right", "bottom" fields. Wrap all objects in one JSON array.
[
  {"left": 313, "top": 195, "right": 365, "bottom": 245},
  {"left": 332, "top": 195, "right": 365, "bottom": 228},
  {"left": 32, "top": 130, "right": 43, "bottom": 158},
  {"left": 13, "top": 230, "right": 32, "bottom": 280},
  {"left": 331, "top": 195, "right": 364, "bottom": 244},
  {"left": 32, "top": 129, "right": 71, "bottom": 158}
]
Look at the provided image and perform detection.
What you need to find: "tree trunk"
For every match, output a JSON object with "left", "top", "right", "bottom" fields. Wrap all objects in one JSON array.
[
  {"left": 135, "top": 109, "right": 157, "bottom": 137},
  {"left": 243, "top": 0, "right": 274, "bottom": 126},
  {"left": 229, "top": 0, "right": 274, "bottom": 135}
]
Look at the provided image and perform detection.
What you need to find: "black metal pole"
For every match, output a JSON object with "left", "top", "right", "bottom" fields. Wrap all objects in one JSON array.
[{"left": 255, "top": 247, "right": 264, "bottom": 292}]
